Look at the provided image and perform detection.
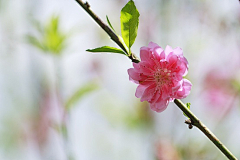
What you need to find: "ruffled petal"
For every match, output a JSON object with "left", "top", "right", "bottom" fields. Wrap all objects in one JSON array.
[
  {"left": 133, "top": 62, "right": 141, "bottom": 72},
  {"left": 159, "top": 51, "right": 166, "bottom": 60},
  {"left": 139, "top": 61, "right": 154, "bottom": 75},
  {"left": 175, "top": 79, "right": 192, "bottom": 99},
  {"left": 140, "top": 46, "right": 150, "bottom": 61},
  {"left": 148, "top": 42, "right": 160, "bottom": 49},
  {"left": 181, "top": 57, "right": 189, "bottom": 76},
  {"left": 173, "top": 47, "right": 183, "bottom": 56},
  {"left": 128, "top": 68, "right": 140, "bottom": 83},
  {"left": 171, "top": 80, "right": 182, "bottom": 92},
  {"left": 168, "top": 55, "right": 178, "bottom": 65},
  {"left": 182, "top": 79, "right": 192, "bottom": 95},
  {"left": 140, "top": 83, "right": 157, "bottom": 102},
  {"left": 160, "top": 84, "right": 172, "bottom": 100},
  {"left": 150, "top": 100, "right": 169, "bottom": 112},
  {"left": 149, "top": 90, "right": 161, "bottom": 103},
  {"left": 176, "top": 62, "right": 188, "bottom": 76},
  {"left": 165, "top": 45, "right": 173, "bottom": 57},
  {"left": 135, "top": 85, "right": 148, "bottom": 98},
  {"left": 147, "top": 42, "right": 165, "bottom": 62},
  {"left": 152, "top": 47, "right": 164, "bottom": 59}
]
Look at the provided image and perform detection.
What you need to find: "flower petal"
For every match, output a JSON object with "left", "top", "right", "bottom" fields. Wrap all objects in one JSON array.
[
  {"left": 139, "top": 61, "right": 154, "bottom": 75},
  {"left": 128, "top": 68, "right": 140, "bottom": 83},
  {"left": 159, "top": 51, "right": 166, "bottom": 60},
  {"left": 148, "top": 42, "right": 160, "bottom": 49},
  {"left": 149, "top": 90, "right": 161, "bottom": 103},
  {"left": 168, "top": 55, "right": 178, "bottom": 65},
  {"left": 165, "top": 45, "right": 173, "bottom": 57},
  {"left": 153, "top": 46, "right": 164, "bottom": 57},
  {"left": 173, "top": 47, "right": 183, "bottom": 56},
  {"left": 182, "top": 79, "right": 192, "bottom": 95},
  {"left": 135, "top": 85, "right": 148, "bottom": 98},
  {"left": 175, "top": 79, "right": 192, "bottom": 99},
  {"left": 140, "top": 46, "right": 150, "bottom": 61},
  {"left": 150, "top": 100, "right": 169, "bottom": 112},
  {"left": 140, "top": 83, "right": 156, "bottom": 102},
  {"left": 133, "top": 62, "right": 141, "bottom": 72}
]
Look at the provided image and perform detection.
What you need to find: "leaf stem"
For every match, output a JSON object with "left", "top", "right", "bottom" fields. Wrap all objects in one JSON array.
[
  {"left": 75, "top": 0, "right": 140, "bottom": 63},
  {"left": 174, "top": 99, "right": 237, "bottom": 160}
]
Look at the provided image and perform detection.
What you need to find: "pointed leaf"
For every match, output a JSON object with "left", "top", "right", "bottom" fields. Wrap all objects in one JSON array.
[
  {"left": 27, "top": 15, "right": 70, "bottom": 55},
  {"left": 120, "top": 0, "right": 139, "bottom": 52},
  {"left": 106, "top": 15, "right": 116, "bottom": 32},
  {"left": 26, "top": 35, "right": 46, "bottom": 51},
  {"left": 86, "top": 46, "right": 126, "bottom": 55}
]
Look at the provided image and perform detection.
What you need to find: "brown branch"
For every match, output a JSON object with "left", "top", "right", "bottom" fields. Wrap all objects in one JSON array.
[{"left": 174, "top": 99, "right": 237, "bottom": 160}]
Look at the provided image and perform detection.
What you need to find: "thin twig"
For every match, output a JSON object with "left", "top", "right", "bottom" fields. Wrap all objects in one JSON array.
[{"left": 174, "top": 99, "right": 237, "bottom": 160}]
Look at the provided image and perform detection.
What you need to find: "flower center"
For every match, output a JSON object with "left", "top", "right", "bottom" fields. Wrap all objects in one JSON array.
[{"left": 154, "top": 68, "right": 171, "bottom": 87}]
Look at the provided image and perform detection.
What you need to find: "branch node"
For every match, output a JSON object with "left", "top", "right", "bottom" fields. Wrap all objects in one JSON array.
[
  {"left": 84, "top": 2, "right": 90, "bottom": 8},
  {"left": 129, "top": 52, "right": 140, "bottom": 63},
  {"left": 185, "top": 119, "right": 193, "bottom": 129}
]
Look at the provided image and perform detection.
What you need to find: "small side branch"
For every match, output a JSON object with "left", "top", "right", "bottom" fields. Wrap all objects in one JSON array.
[{"left": 174, "top": 99, "right": 237, "bottom": 160}]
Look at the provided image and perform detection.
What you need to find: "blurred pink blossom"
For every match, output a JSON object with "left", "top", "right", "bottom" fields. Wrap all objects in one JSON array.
[
  {"left": 203, "top": 69, "right": 237, "bottom": 110},
  {"left": 128, "top": 42, "right": 192, "bottom": 112},
  {"left": 155, "top": 140, "right": 181, "bottom": 160}
]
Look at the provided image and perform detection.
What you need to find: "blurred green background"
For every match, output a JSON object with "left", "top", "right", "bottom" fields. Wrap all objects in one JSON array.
[{"left": 0, "top": 0, "right": 240, "bottom": 159}]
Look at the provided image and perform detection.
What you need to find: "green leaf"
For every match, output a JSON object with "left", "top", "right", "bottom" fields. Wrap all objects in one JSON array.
[
  {"left": 183, "top": 103, "right": 191, "bottom": 118},
  {"left": 65, "top": 81, "right": 98, "bottom": 111},
  {"left": 86, "top": 46, "right": 126, "bottom": 55},
  {"left": 106, "top": 15, "right": 116, "bottom": 32},
  {"left": 43, "top": 15, "right": 67, "bottom": 54},
  {"left": 120, "top": 0, "right": 139, "bottom": 53},
  {"left": 26, "top": 35, "right": 46, "bottom": 51},
  {"left": 27, "top": 15, "right": 70, "bottom": 55}
]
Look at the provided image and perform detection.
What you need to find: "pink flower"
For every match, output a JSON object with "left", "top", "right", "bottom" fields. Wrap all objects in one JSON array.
[
  {"left": 128, "top": 42, "right": 192, "bottom": 112},
  {"left": 203, "top": 68, "right": 237, "bottom": 110}
]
